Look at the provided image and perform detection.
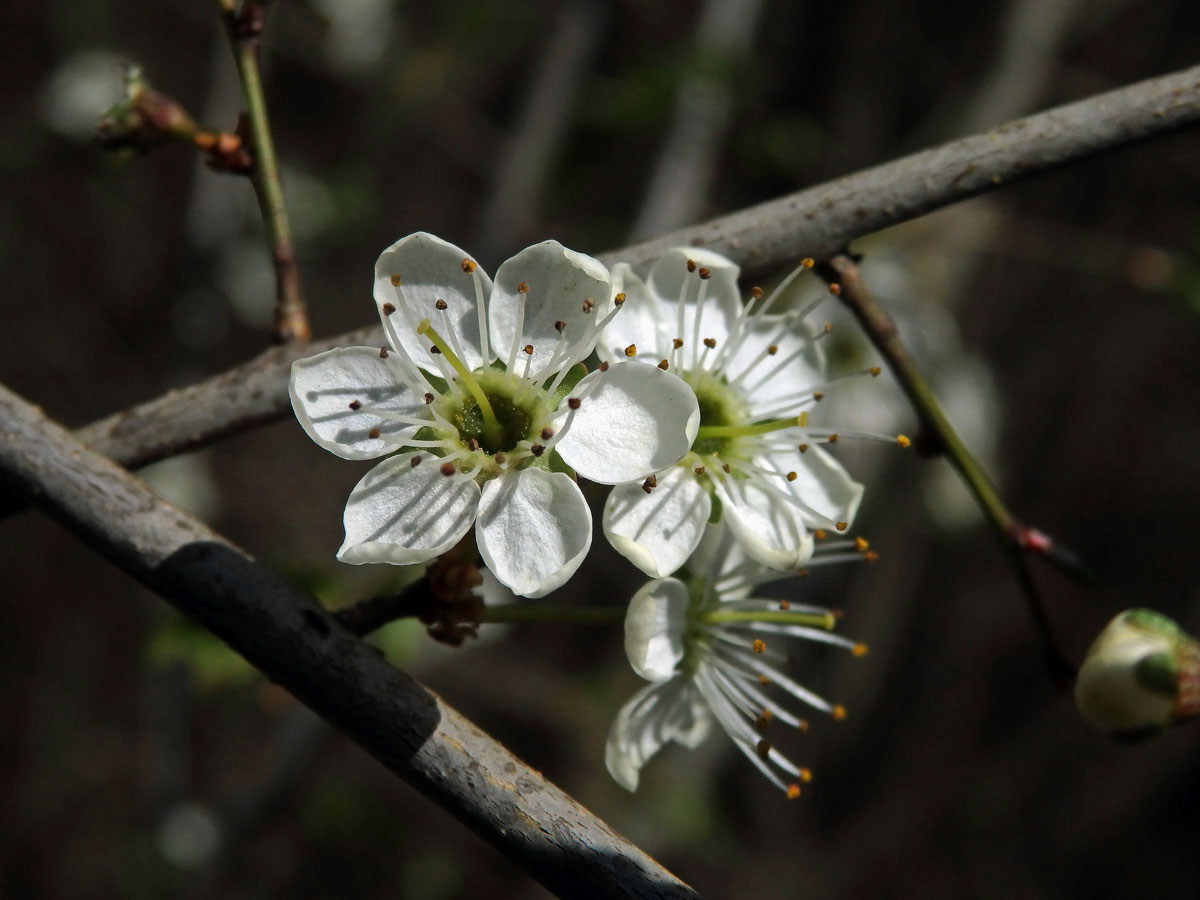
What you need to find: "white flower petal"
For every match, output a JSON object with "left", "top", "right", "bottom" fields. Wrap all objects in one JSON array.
[
  {"left": 762, "top": 444, "right": 864, "bottom": 530},
  {"left": 726, "top": 316, "right": 826, "bottom": 416},
  {"left": 373, "top": 232, "right": 492, "bottom": 372},
  {"left": 598, "top": 263, "right": 663, "bottom": 362},
  {"left": 713, "top": 475, "right": 815, "bottom": 570},
  {"left": 289, "top": 347, "right": 424, "bottom": 459},
  {"left": 488, "top": 241, "right": 611, "bottom": 373},
  {"left": 605, "top": 678, "right": 713, "bottom": 792},
  {"left": 339, "top": 453, "right": 480, "bottom": 564},
  {"left": 603, "top": 467, "right": 710, "bottom": 577},
  {"left": 624, "top": 577, "right": 689, "bottom": 680},
  {"left": 475, "top": 468, "right": 592, "bottom": 598},
  {"left": 554, "top": 363, "right": 699, "bottom": 484},
  {"left": 637, "top": 247, "right": 743, "bottom": 369}
]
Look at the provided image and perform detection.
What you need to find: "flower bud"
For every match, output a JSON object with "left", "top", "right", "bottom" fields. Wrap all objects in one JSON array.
[{"left": 1074, "top": 609, "right": 1200, "bottom": 739}]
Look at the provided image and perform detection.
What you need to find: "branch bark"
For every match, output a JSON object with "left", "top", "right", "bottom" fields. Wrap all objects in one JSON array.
[
  {"left": 0, "top": 380, "right": 700, "bottom": 900},
  {"left": 3, "top": 64, "right": 1199, "bottom": 516}
]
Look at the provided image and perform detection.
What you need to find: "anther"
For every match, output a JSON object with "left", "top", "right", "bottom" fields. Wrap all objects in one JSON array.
[
  {"left": 581, "top": 298, "right": 595, "bottom": 313},
  {"left": 430, "top": 345, "right": 442, "bottom": 354},
  {"left": 567, "top": 397, "right": 581, "bottom": 409},
  {"left": 855, "top": 536, "right": 869, "bottom": 552},
  {"left": 869, "top": 366, "right": 882, "bottom": 376},
  {"left": 752, "top": 639, "right": 766, "bottom": 654},
  {"left": 599, "top": 361, "right": 610, "bottom": 372},
  {"left": 368, "top": 427, "right": 380, "bottom": 439},
  {"left": 827, "top": 432, "right": 837, "bottom": 442},
  {"left": 382, "top": 302, "right": 396, "bottom": 315},
  {"left": 517, "top": 281, "right": 530, "bottom": 294},
  {"left": 698, "top": 267, "right": 712, "bottom": 280},
  {"left": 767, "top": 344, "right": 778, "bottom": 355},
  {"left": 756, "top": 739, "right": 771, "bottom": 761},
  {"left": 759, "top": 675, "right": 772, "bottom": 686},
  {"left": 754, "top": 710, "right": 773, "bottom": 732},
  {"left": 624, "top": 344, "right": 637, "bottom": 357},
  {"left": 686, "top": 258, "right": 697, "bottom": 273},
  {"left": 796, "top": 568, "right": 810, "bottom": 577},
  {"left": 658, "top": 359, "right": 669, "bottom": 370},
  {"left": 390, "top": 274, "right": 402, "bottom": 286},
  {"left": 468, "top": 438, "right": 481, "bottom": 452},
  {"left": 554, "top": 319, "right": 566, "bottom": 333},
  {"left": 786, "top": 471, "right": 798, "bottom": 482},
  {"left": 852, "top": 643, "right": 870, "bottom": 658},
  {"left": 823, "top": 322, "right": 834, "bottom": 334},
  {"left": 541, "top": 427, "right": 554, "bottom": 440},
  {"left": 440, "top": 462, "right": 456, "bottom": 477},
  {"left": 832, "top": 705, "right": 847, "bottom": 721},
  {"left": 410, "top": 456, "right": 422, "bottom": 468},
  {"left": 672, "top": 337, "right": 684, "bottom": 349},
  {"left": 494, "top": 452, "right": 507, "bottom": 465},
  {"left": 348, "top": 400, "right": 362, "bottom": 410},
  {"left": 896, "top": 434, "right": 911, "bottom": 448},
  {"left": 435, "top": 298, "right": 448, "bottom": 310},
  {"left": 812, "top": 391, "right": 824, "bottom": 402},
  {"left": 722, "top": 463, "right": 731, "bottom": 474},
  {"left": 865, "top": 550, "right": 880, "bottom": 563},
  {"left": 801, "top": 258, "right": 814, "bottom": 268},
  {"left": 814, "top": 529, "right": 828, "bottom": 540},
  {"left": 798, "top": 719, "right": 809, "bottom": 732},
  {"left": 751, "top": 286, "right": 764, "bottom": 299},
  {"left": 835, "top": 521, "right": 848, "bottom": 531},
  {"left": 460, "top": 258, "right": 476, "bottom": 273},
  {"left": 703, "top": 337, "right": 717, "bottom": 349},
  {"left": 614, "top": 292, "right": 626, "bottom": 305},
  {"left": 641, "top": 474, "right": 657, "bottom": 494},
  {"left": 786, "top": 784, "right": 801, "bottom": 800},
  {"left": 694, "top": 465, "right": 705, "bottom": 475},
  {"left": 379, "top": 346, "right": 389, "bottom": 359},
  {"left": 530, "top": 444, "right": 545, "bottom": 457},
  {"left": 798, "top": 443, "right": 809, "bottom": 453},
  {"left": 828, "top": 283, "right": 842, "bottom": 295},
  {"left": 523, "top": 344, "right": 534, "bottom": 355},
  {"left": 424, "top": 393, "right": 434, "bottom": 404}
]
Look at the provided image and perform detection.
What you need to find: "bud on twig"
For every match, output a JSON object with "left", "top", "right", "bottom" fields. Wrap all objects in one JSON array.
[{"left": 1074, "top": 609, "right": 1200, "bottom": 739}]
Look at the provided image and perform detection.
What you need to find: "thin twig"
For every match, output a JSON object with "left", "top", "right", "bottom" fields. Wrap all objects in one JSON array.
[
  {"left": 218, "top": 0, "right": 310, "bottom": 343},
  {"left": 814, "top": 254, "right": 1077, "bottom": 685},
  {"left": 0, "top": 64, "right": 1194, "bottom": 521},
  {"left": 0, "top": 379, "right": 700, "bottom": 900}
]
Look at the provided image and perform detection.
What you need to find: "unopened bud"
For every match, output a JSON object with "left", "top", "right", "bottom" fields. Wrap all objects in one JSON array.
[{"left": 1074, "top": 608, "right": 1200, "bottom": 739}]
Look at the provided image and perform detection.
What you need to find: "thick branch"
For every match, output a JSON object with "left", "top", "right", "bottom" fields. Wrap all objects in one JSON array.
[
  {"left": 0, "top": 381, "right": 699, "bottom": 900},
  {"left": 4, "top": 64, "right": 1198, "bottom": 516}
]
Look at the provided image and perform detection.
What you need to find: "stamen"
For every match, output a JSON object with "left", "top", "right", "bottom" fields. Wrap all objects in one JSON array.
[{"left": 417, "top": 318, "right": 503, "bottom": 446}]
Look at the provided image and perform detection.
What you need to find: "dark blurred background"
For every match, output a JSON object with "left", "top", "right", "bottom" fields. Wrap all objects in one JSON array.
[{"left": 3, "top": 1, "right": 1200, "bottom": 898}]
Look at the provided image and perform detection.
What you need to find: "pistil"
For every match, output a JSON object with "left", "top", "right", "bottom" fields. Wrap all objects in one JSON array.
[{"left": 417, "top": 318, "right": 504, "bottom": 448}]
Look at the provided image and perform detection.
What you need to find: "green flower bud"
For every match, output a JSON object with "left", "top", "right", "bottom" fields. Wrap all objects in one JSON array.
[{"left": 1074, "top": 609, "right": 1200, "bottom": 739}]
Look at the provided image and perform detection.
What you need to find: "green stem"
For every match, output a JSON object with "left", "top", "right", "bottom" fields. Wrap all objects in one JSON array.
[
  {"left": 219, "top": 0, "right": 310, "bottom": 343},
  {"left": 481, "top": 605, "right": 624, "bottom": 625},
  {"left": 817, "top": 254, "right": 1076, "bottom": 683}
]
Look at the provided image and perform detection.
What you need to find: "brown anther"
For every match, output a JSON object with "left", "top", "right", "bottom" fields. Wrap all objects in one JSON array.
[
  {"left": 410, "top": 455, "right": 422, "bottom": 468},
  {"left": 494, "top": 452, "right": 507, "bottom": 465},
  {"left": 703, "top": 337, "right": 717, "bottom": 349},
  {"left": 554, "top": 319, "right": 566, "bottom": 333},
  {"left": 694, "top": 465, "right": 706, "bottom": 475},
  {"left": 896, "top": 434, "right": 911, "bottom": 448},
  {"left": 751, "top": 286, "right": 764, "bottom": 299},
  {"left": 614, "top": 292, "right": 626, "bottom": 305},
  {"left": 460, "top": 258, "right": 476, "bottom": 273},
  {"left": 599, "top": 361, "right": 610, "bottom": 372},
  {"left": 523, "top": 344, "right": 534, "bottom": 355},
  {"left": 698, "top": 267, "right": 712, "bottom": 280},
  {"left": 798, "top": 443, "right": 809, "bottom": 453},
  {"left": 672, "top": 337, "right": 684, "bottom": 349},
  {"left": 424, "top": 392, "right": 435, "bottom": 404},
  {"left": 581, "top": 298, "right": 595, "bottom": 313},
  {"left": 814, "top": 529, "right": 828, "bottom": 540},
  {"left": 835, "top": 521, "right": 848, "bottom": 532},
  {"left": 786, "top": 784, "right": 802, "bottom": 800},
  {"left": 812, "top": 391, "right": 824, "bottom": 402},
  {"left": 430, "top": 345, "right": 442, "bottom": 354},
  {"left": 722, "top": 463, "right": 731, "bottom": 474},
  {"left": 467, "top": 438, "right": 481, "bottom": 452},
  {"left": 828, "top": 283, "right": 842, "bottom": 295},
  {"left": 767, "top": 344, "right": 778, "bottom": 355},
  {"left": 831, "top": 705, "right": 847, "bottom": 721},
  {"left": 348, "top": 400, "right": 362, "bottom": 410},
  {"left": 865, "top": 550, "right": 880, "bottom": 563},
  {"left": 541, "top": 427, "right": 554, "bottom": 440},
  {"left": 624, "top": 344, "right": 637, "bottom": 357},
  {"left": 440, "top": 462, "right": 457, "bottom": 477},
  {"left": 686, "top": 259, "right": 697, "bottom": 273},
  {"left": 641, "top": 474, "right": 658, "bottom": 494},
  {"left": 752, "top": 639, "right": 766, "bottom": 654},
  {"left": 827, "top": 432, "right": 838, "bottom": 442},
  {"left": 517, "top": 281, "right": 530, "bottom": 294},
  {"left": 855, "top": 536, "right": 869, "bottom": 552},
  {"left": 567, "top": 397, "right": 581, "bottom": 410},
  {"left": 852, "top": 643, "right": 870, "bottom": 658},
  {"left": 382, "top": 302, "right": 396, "bottom": 315},
  {"left": 379, "top": 346, "right": 389, "bottom": 358},
  {"left": 530, "top": 444, "right": 545, "bottom": 457},
  {"left": 786, "top": 471, "right": 798, "bottom": 482},
  {"left": 798, "top": 718, "right": 810, "bottom": 732},
  {"left": 869, "top": 366, "right": 882, "bottom": 377},
  {"left": 823, "top": 322, "right": 833, "bottom": 334},
  {"left": 759, "top": 675, "right": 772, "bottom": 686},
  {"left": 754, "top": 710, "right": 774, "bottom": 732},
  {"left": 658, "top": 359, "right": 669, "bottom": 370},
  {"left": 756, "top": 739, "right": 772, "bottom": 761},
  {"left": 435, "top": 298, "right": 448, "bottom": 310},
  {"left": 796, "top": 568, "right": 810, "bottom": 577},
  {"left": 367, "top": 427, "right": 381, "bottom": 439},
  {"left": 390, "top": 274, "right": 402, "bottom": 286}
]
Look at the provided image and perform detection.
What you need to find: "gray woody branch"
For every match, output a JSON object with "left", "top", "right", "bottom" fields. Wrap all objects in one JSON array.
[
  {"left": 11, "top": 63, "right": 1200, "bottom": 506},
  {"left": 0, "top": 381, "right": 699, "bottom": 900}
]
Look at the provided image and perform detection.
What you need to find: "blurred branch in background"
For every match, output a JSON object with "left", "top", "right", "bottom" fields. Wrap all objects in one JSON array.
[
  {"left": 1, "top": 65, "right": 1197, "bottom": 521},
  {"left": 218, "top": 0, "right": 311, "bottom": 342},
  {"left": 0, "top": 380, "right": 700, "bottom": 900},
  {"left": 629, "top": 0, "right": 766, "bottom": 240}
]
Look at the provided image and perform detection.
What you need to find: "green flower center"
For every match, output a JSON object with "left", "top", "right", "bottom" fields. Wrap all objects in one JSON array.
[
  {"left": 687, "top": 372, "right": 743, "bottom": 456},
  {"left": 445, "top": 371, "right": 546, "bottom": 454}
]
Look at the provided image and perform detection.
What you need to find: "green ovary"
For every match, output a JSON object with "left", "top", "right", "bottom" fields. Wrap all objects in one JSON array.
[
  {"left": 445, "top": 372, "right": 547, "bottom": 455},
  {"left": 687, "top": 373, "right": 744, "bottom": 457}
]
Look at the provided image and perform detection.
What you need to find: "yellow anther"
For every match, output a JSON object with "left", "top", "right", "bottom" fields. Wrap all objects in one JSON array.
[
  {"left": 828, "top": 283, "right": 842, "bottom": 295},
  {"left": 624, "top": 344, "right": 637, "bottom": 357},
  {"left": 896, "top": 434, "right": 911, "bottom": 448},
  {"left": 827, "top": 432, "right": 838, "bottom": 442},
  {"left": 835, "top": 521, "right": 848, "bottom": 532},
  {"left": 852, "top": 643, "right": 870, "bottom": 658},
  {"left": 390, "top": 274, "right": 402, "bottom": 286},
  {"left": 813, "top": 529, "right": 828, "bottom": 540},
  {"left": 831, "top": 705, "right": 847, "bottom": 721},
  {"left": 855, "top": 536, "right": 869, "bottom": 552},
  {"left": 460, "top": 258, "right": 476, "bottom": 273},
  {"left": 865, "top": 550, "right": 880, "bottom": 563},
  {"left": 779, "top": 600, "right": 791, "bottom": 610},
  {"left": 786, "top": 783, "right": 801, "bottom": 800},
  {"left": 801, "top": 258, "right": 814, "bottom": 269},
  {"left": 752, "top": 639, "right": 766, "bottom": 654},
  {"left": 799, "top": 768, "right": 813, "bottom": 783},
  {"left": 869, "top": 366, "right": 882, "bottom": 376},
  {"left": 614, "top": 292, "right": 626, "bottom": 305},
  {"left": 518, "top": 281, "right": 530, "bottom": 293}
]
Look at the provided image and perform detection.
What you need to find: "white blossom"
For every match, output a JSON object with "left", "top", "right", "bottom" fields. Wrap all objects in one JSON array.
[
  {"left": 606, "top": 524, "right": 868, "bottom": 796},
  {"left": 599, "top": 247, "right": 894, "bottom": 577},
  {"left": 289, "top": 233, "right": 698, "bottom": 597}
]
